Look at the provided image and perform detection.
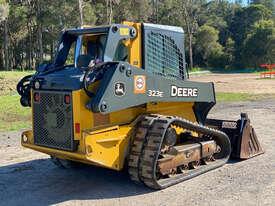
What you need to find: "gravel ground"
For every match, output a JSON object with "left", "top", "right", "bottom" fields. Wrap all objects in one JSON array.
[
  {"left": 0, "top": 99, "right": 274, "bottom": 206},
  {"left": 190, "top": 73, "right": 275, "bottom": 94}
]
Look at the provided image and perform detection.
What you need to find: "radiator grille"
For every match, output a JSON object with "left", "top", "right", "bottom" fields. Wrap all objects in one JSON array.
[{"left": 33, "top": 91, "right": 74, "bottom": 151}]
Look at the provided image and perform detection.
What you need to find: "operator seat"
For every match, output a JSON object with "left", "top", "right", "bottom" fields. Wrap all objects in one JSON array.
[{"left": 77, "top": 54, "right": 93, "bottom": 69}]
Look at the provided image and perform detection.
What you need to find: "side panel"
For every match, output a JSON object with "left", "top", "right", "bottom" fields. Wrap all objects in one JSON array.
[
  {"left": 83, "top": 125, "right": 133, "bottom": 170},
  {"left": 88, "top": 62, "right": 215, "bottom": 114},
  {"left": 72, "top": 89, "right": 145, "bottom": 154}
]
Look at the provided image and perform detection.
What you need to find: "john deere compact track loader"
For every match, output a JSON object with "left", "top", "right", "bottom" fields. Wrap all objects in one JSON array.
[{"left": 17, "top": 22, "right": 263, "bottom": 189}]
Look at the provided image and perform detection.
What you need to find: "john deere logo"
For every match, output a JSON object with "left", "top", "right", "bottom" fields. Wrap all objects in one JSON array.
[
  {"left": 134, "top": 75, "right": 146, "bottom": 94},
  {"left": 171, "top": 85, "right": 198, "bottom": 97},
  {"left": 114, "top": 82, "right": 125, "bottom": 97}
]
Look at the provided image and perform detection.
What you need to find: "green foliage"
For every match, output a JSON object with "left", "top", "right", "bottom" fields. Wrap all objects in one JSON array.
[
  {"left": 242, "top": 20, "right": 275, "bottom": 67},
  {"left": 82, "top": 2, "right": 97, "bottom": 25},
  {"left": 195, "top": 25, "right": 226, "bottom": 68},
  {"left": 229, "top": 3, "right": 273, "bottom": 67},
  {"left": 252, "top": 0, "right": 275, "bottom": 10}
]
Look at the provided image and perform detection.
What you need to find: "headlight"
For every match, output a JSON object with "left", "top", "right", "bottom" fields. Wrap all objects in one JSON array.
[
  {"left": 34, "top": 80, "right": 40, "bottom": 89},
  {"left": 22, "top": 134, "right": 28, "bottom": 143}
]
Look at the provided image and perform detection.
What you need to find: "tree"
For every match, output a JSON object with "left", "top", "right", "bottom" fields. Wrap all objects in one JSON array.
[
  {"left": 0, "top": 0, "right": 8, "bottom": 21},
  {"left": 175, "top": 0, "right": 205, "bottom": 69},
  {"left": 242, "top": 20, "right": 275, "bottom": 67},
  {"left": 195, "top": 25, "right": 225, "bottom": 68},
  {"left": 78, "top": 0, "right": 84, "bottom": 26},
  {"left": 251, "top": 0, "right": 275, "bottom": 20},
  {"left": 158, "top": 0, "right": 179, "bottom": 25},
  {"left": 199, "top": 0, "right": 233, "bottom": 46},
  {"left": 0, "top": 0, "right": 9, "bottom": 70},
  {"left": 229, "top": 3, "right": 272, "bottom": 67},
  {"left": 106, "top": 0, "right": 120, "bottom": 24},
  {"left": 113, "top": 0, "right": 152, "bottom": 23},
  {"left": 251, "top": 0, "right": 274, "bottom": 8},
  {"left": 266, "top": 34, "right": 275, "bottom": 62},
  {"left": 223, "top": 37, "right": 235, "bottom": 67}
]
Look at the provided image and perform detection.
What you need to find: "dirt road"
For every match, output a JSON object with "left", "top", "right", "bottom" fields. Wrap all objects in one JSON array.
[
  {"left": 0, "top": 99, "right": 274, "bottom": 206},
  {"left": 191, "top": 73, "right": 275, "bottom": 94}
]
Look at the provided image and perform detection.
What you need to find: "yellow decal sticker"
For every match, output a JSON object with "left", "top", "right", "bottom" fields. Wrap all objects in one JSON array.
[
  {"left": 134, "top": 75, "right": 146, "bottom": 94},
  {"left": 119, "top": 28, "right": 129, "bottom": 36}
]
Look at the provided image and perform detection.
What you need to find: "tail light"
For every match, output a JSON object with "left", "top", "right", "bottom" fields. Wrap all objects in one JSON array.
[
  {"left": 75, "top": 123, "right": 80, "bottom": 134},
  {"left": 64, "top": 94, "right": 71, "bottom": 104},
  {"left": 34, "top": 92, "right": 40, "bottom": 102}
]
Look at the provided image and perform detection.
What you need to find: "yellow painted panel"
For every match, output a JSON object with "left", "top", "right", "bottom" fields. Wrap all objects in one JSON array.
[
  {"left": 146, "top": 102, "right": 197, "bottom": 122},
  {"left": 119, "top": 28, "right": 129, "bottom": 36},
  {"left": 83, "top": 124, "right": 132, "bottom": 170},
  {"left": 122, "top": 21, "right": 142, "bottom": 68},
  {"left": 109, "top": 106, "right": 145, "bottom": 125},
  {"left": 72, "top": 90, "right": 93, "bottom": 138}
]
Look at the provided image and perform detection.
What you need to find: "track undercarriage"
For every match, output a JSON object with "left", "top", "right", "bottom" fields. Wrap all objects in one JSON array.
[{"left": 128, "top": 114, "right": 232, "bottom": 189}]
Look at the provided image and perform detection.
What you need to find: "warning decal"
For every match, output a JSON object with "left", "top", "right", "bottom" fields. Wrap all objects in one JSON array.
[{"left": 134, "top": 75, "right": 146, "bottom": 94}]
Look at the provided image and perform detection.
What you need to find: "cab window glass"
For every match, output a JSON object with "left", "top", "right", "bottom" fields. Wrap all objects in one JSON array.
[
  {"left": 82, "top": 34, "right": 107, "bottom": 61},
  {"left": 65, "top": 41, "right": 76, "bottom": 65}
]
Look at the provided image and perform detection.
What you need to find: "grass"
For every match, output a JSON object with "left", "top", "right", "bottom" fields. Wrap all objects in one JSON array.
[
  {"left": 188, "top": 67, "right": 264, "bottom": 75},
  {"left": 0, "top": 95, "right": 31, "bottom": 132},
  {"left": 0, "top": 70, "right": 34, "bottom": 80},
  {"left": 188, "top": 67, "right": 265, "bottom": 74},
  {"left": 0, "top": 95, "right": 31, "bottom": 131},
  {"left": 189, "top": 67, "right": 206, "bottom": 72},
  {"left": 0, "top": 71, "right": 33, "bottom": 131},
  {"left": 216, "top": 92, "right": 275, "bottom": 102},
  {"left": 210, "top": 67, "right": 264, "bottom": 74},
  {"left": 0, "top": 71, "right": 34, "bottom": 131},
  {"left": 0, "top": 71, "right": 35, "bottom": 96}
]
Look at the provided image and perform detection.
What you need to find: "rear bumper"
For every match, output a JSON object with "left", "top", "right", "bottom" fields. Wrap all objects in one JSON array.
[
  {"left": 21, "top": 125, "right": 132, "bottom": 171},
  {"left": 21, "top": 130, "right": 98, "bottom": 166}
]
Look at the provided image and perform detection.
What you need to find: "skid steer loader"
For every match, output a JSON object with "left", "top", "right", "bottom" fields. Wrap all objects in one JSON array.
[{"left": 17, "top": 22, "right": 263, "bottom": 189}]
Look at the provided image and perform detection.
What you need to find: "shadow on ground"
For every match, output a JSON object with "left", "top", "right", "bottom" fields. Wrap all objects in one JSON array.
[{"left": 0, "top": 158, "right": 152, "bottom": 205}]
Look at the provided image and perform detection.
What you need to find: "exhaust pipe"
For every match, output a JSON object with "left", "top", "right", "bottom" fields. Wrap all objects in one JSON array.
[{"left": 205, "top": 113, "right": 264, "bottom": 159}]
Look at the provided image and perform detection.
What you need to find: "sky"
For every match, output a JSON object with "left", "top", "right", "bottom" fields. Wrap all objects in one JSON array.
[{"left": 227, "top": 0, "right": 249, "bottom": 5}]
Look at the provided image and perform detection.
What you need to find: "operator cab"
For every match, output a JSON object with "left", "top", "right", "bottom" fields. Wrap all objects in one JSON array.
[{"left": 53, "top": 25, "right": 132, "bottom": 71}]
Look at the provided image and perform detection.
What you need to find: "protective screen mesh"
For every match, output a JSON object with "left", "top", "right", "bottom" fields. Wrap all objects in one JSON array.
[
  {"left": 145, "top": 31, "right": 184, "bottom": 79},
  {"left": 33, "top": 91, "right": 74, "bottom": 151}
]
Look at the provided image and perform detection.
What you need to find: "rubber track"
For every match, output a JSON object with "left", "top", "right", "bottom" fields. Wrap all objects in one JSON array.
[
  {"left": 128, "top": 114, "right": 158, "bottom": 183},
  {"left": 131, "top": 114, "right": 231, "bottom": 190}
]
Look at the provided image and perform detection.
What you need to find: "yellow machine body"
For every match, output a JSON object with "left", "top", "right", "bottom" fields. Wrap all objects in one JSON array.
[
  {"left": 22, "top": 90, "right": 196, "bottom": 170},
  {"left": 21, "top": 22, "right": 197, "bottom": 171}
]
